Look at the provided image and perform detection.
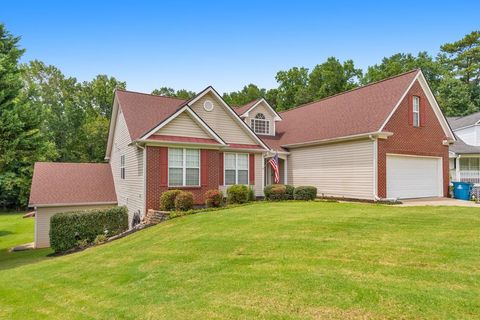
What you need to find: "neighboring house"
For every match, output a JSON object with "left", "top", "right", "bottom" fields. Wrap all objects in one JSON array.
[
  {"left": 29, "top": 69, "right": 455, "bottom": 248},
  {"left": 448, "top": 112, "right": 480, "bottom": 184}
]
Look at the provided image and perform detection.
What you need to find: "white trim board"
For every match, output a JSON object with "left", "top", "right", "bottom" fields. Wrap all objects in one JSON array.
[{"left": 240, "top": 98, "right": 282, "bottom": 121}]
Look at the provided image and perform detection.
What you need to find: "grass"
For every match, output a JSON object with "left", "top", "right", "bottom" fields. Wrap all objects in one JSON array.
[{"left": 0, "top": 201, "right": 479, "bottom": 319}]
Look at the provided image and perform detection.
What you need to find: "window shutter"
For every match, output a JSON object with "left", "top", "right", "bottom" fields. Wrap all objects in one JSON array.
[
  {"left": 249, "top": 154, "right": 255, "bottom": 185},
  {"left": 408, "top": 96, "right": 413, "bottom": 126},
  {"left": 219, "top": 152, "right": 224, "bottom": 185},
  {"left": 159, "top": 147, "right": 168, "bottom": 186},
  {"left": 201, "top": 149, "right": 208, "bottom": 186},
  {"left": 420, "top": 97, "right": 426, "bottom": 127}
]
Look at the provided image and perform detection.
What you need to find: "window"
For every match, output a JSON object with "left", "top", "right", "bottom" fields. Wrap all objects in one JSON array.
[
  {"left": 224, "top": 153, "right": 249, "bottom": 185},
  {"left": 413, "top": 96, "right": 420, "bottom": 127},
  {"left": 251, "top": 113, "right": 270, "bottom": 134},
  {"left": 120, "top": 155, "right": 126, "bottom": 179},
  {"left": 168, "top": 148, "right": 200, "bottom": 186},
  {"left": 460, "top": 158, "right": 480, "bottom": 170}
]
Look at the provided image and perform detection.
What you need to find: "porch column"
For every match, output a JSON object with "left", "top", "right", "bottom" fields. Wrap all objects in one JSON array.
[
  {"left": 284, "top": 157, "right": 288, "bottom": 184},
  {"left": 455, "top": 156, "right": 461, "bottom": 181}
]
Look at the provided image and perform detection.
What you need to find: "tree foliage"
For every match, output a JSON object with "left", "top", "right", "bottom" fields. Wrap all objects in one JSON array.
[{"left": 151, "top": 87, "right": 196, "bottom": 99}]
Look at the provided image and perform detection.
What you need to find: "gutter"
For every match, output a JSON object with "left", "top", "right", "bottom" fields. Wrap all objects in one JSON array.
[{"left": 282, "top": 131, "right": 393, "bottom": 149}]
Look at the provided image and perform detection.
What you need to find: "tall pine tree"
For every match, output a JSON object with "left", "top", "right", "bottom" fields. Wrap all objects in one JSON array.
[{"left": 0, "top": 24, "right": 56, "bottom": 208}]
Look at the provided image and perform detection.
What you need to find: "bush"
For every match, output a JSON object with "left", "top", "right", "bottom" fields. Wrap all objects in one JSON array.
[
  {"left": 227, "top": 184, "right": 250, "bottom": 204},
  {"left": 285, "top": 185, "right": 295, "bottom": 200},
  {"left": 50, "top": 206, "right": 128, "bottom": 253},
  {"left": 160, "top": 190, "right": 182, "bottom": 211},
  {"left": 248, "top": 187, "right": 256, "bottom": 201},
  {"left": 293, "top": 186, "right": 317, "bottom": 200},
  {"left": 205, "top": 189, "right": 223, "bottom": 208},
  {"left": 264, "top": 184, "right": 294, "bottom": 201},
  {"left": 94, "top": 234, "right": 107, "bottom": 245},
  {"left": 174, "top": 191, "right": 194, "bottom": 211}
]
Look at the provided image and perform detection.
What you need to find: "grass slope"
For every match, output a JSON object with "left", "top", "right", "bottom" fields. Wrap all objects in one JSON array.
[{"left": 0, "top": 202, "right": 479, "bottom": 319}]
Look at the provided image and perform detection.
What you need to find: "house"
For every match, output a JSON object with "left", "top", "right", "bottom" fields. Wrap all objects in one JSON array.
[
  {"left": 448, "top": 112, "right": 480, "bottom": 184},
  {"left": 29, "top": 69, "right": 455, "bottom": 248}
]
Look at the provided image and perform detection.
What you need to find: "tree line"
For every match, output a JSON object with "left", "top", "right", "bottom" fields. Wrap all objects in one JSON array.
[{"left": 0, "top": 23, "right": 479, "bottom": 208}]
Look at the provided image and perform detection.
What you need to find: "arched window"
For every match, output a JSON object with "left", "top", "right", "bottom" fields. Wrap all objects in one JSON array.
[{"left": 251, "top": 113, "right": 270, "bottom": 134}]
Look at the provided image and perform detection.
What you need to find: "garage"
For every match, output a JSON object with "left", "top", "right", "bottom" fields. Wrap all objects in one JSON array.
[{"left": 387, "top": 154, "right": 443, "bottom": 199}]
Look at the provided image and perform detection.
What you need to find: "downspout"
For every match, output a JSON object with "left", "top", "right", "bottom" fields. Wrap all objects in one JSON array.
[
  {"left": 369, "top": 134, "right": 398, "bottom": 202},
  {"left": 136, "top": 142, "right": 147, "bottom": 218}
]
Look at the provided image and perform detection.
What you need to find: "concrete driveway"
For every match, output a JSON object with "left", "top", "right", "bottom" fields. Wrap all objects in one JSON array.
[{"left": 400, "top": 197, "right": 480, "bottom": 207}]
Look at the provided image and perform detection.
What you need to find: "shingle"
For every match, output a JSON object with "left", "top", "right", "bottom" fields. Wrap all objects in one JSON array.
[{"left": 29, "top": 162, "right": 117, "bottom": 206}]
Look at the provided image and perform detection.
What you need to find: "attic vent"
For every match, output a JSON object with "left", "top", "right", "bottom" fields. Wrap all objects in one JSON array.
[{"left": 203, "top": 100, "right": 214, "bottom": 112}]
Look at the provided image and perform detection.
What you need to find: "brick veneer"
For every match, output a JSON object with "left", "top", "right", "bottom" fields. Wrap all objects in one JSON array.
[
  {"left": 378, "top": 80, "right": 449, "bottom": 197},
  {"left": 146, "top": 146, "right": 220, "bottom": 209}
]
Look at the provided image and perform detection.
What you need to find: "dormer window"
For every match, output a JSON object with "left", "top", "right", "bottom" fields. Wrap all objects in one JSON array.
[{"left": 251, "top": 113, "right": 270, "bottom": 135}]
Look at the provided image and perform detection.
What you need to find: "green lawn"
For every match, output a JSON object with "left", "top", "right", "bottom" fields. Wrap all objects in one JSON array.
[{"left": 0, "top": 202, "right": 479, "bottom": 319}]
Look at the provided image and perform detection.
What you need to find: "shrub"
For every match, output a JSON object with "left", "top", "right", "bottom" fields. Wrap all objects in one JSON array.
[
  {"left": 285, "top": 185, "right": 295, "bottom": 200},
  {"left": 205, "top": 189, "right": 223, "bottom": 208},
  {"left": 264, "top": 184, "right": 293, "bottom": 201},
  {"left": 227, "top": 184, "right": 250, "bottom": 204},
  {"left": 50, "top": 206, "right": 128, "bottom": 253},
  {"left": 248, "top": 187, "right": 256, "bottom": 201},
  {"left": 160, "top": 190, "right": 182, "bottom": 211},
  {"left": 174, "top": 191, "right": 194, "bottom": 211},
  {"left": 293, "top": 186, "right": 317, "bottom": 200},
  {"left": 94, "top": 234, "right": 107, "bottom": 245}
]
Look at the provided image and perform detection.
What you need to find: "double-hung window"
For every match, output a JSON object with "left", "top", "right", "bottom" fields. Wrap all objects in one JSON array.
[
  {"left": 224, "top": 153, "right": 249, "bottom": 185},
  {"left": 168, "top": 148, "right": 200, "bottom": 186},
  {"left": 413, "top": 96, "right": 420, "bottom": 127},
  {"left": 120, "top": 155, "right": 126, "bottom": 179},
  {"left": 251, "top": 113, "right": 270, "bottom": 135}
]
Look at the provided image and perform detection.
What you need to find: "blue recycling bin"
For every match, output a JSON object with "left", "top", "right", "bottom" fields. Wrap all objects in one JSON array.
[{"left": 452, "top": 181, "right": 473, "bottom": 200}]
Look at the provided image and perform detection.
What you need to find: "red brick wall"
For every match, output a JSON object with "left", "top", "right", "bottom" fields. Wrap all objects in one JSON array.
[
  {"left": 146, "top": 146, "right": 221, "bottom": 209},
  {"left": 378, "top": 80, "right": 449, "bottom": 197}
]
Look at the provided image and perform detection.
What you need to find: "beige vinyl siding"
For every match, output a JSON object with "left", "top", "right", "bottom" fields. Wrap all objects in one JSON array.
[
  {"left": 288, "top": 139, "right": 375, "bottom": 199},
  {"left": 35, "top": 204, "right": 115, "bottom": 248},
  {"left": 244, "top": 102, "right": 276, "bottom": 136},
  {"left": 110, "top": 109, "right": 145, "bottom": 223},
  {"left": 254, "top": 153, "right": 264, "bottom": 196},
  {"left": 190, "top": 93, "right": 257, "bottom": 145},
  {"left": 155, "top": 111, "right": 211, "bottom": 139}
]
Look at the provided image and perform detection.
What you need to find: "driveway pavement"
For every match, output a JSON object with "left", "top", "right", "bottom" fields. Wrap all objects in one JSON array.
[{"left": 399, "top": 197, "right": 480, "bottom": 207}]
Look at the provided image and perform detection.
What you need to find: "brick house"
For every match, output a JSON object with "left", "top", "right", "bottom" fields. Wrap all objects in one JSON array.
[{"left": 29, "top": 69, "right": 455, "bottom": 247}]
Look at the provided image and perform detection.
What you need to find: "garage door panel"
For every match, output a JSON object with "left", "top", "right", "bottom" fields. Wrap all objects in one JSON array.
[{"left": 387, "top": 155, "right": 442, "bottom": 199}]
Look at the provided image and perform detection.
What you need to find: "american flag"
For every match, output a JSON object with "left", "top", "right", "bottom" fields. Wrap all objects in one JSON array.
[{"left": 268, "top": 153, "right": 280, "bottom": 184}]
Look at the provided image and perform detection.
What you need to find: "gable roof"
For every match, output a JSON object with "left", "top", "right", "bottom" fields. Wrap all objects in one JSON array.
[
  {"left": 234, "top": 98, "right": 282, "bottom": 120},
  {"left": 447, "top": 111, "right": 480, "bottom": 130},
  {"left": 450, "top": 134, "right": 480, "bottom": 154},
  {"left": 234, "top": 99, "right": 262, "bottom": 115},
  {"left": 29, "top": 162, "right": 117, "bottom": 207},
  {"left": 261, "top": 69, "right": 453, "bottom": 149},
  {"left": 116, "top": 90, "right": 187, "bottom": 140}
]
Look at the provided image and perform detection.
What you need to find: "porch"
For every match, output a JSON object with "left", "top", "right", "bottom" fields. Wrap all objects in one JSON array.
[
  {"left": 264, "top": 155, "right": 287, "bottom": 186},
  {"left": 450, "top": 156, "right": 480, "bottom": 185}
]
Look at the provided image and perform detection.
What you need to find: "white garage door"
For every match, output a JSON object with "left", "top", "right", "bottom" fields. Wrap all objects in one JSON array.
[{"left": 387, "top": 155, "right": 443, "bottom": 199}]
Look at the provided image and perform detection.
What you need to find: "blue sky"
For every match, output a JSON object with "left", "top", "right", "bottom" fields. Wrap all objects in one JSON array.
[{"left": 2, "top": 0, "right": 479, "bottom": 94}]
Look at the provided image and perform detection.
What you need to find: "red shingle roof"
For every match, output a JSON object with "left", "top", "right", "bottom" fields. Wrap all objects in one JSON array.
[
  {"left": 266, "top": 69, "right": 419, "bottom": 148},
  {"left": 148, "top": 135, "right": 221, "bottom": 144},
  {"left": 233, "top": 98, "right": 261, "bottom": 116},
  {"left": 116, "top": 90, "right": 187, "bottom": 140},
  {"left": 29, "top": 162, "right": 117, "bottom": 206}
]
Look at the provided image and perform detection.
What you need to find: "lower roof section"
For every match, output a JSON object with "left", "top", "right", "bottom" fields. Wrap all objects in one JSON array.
[{"left": 29, "top": 162, "right": 117, "bottom": 207}]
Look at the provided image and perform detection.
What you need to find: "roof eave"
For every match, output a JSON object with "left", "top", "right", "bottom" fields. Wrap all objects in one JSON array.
[{"left": 282, "top": 131, "right": 393, "bottom": 149}]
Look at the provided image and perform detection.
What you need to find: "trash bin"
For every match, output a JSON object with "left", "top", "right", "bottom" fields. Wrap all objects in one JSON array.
[{"left": 452, "top": 181, "right": 473, "bottom": 200}]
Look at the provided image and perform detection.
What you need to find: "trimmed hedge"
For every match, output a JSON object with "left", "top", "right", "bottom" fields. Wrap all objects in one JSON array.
[
  {"left": 264, "top": 184, "right": 295, "bottom": 201},
  {"left": 227, "top": 184, "right": 250, "bottom": 204},
  {"left": 160, "top": 190, "right": 182, "bottom": 211},
  {"left": 50, "top": 206, "right": 128, "bottom": 253},
  {"left": 205, "top": 189, "right": 223, "bottom": 208},
  {"left": 293, "top": 186, "right": 317, "bottom": 200},
  {"left": 174, "top": 191, "right": 194, "bottom": 211}
]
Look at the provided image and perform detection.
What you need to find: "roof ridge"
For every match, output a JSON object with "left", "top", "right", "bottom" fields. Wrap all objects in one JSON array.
[
  {"left": 279, "top": 69, "right": 420, "bottom": 114},
  {"left": 116, "top": 88, "right": 188, "bottom": 101}
]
